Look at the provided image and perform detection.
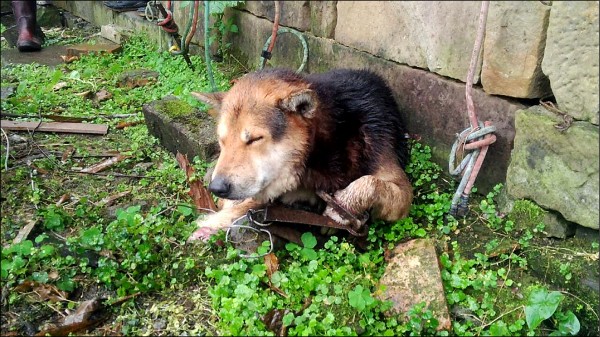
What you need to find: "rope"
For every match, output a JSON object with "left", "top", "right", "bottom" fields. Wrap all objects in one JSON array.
[
  {"left": 259, "top": 0, "right": 280, "bottom": 69},
  {"left": 204, "top": 0, "right": 217, "bottom": 92},
  {"left": 259, "top": 27, "right": 309, "bottom": 73},
  {"left": 448, "top": 1, "right": 496, "bottom": 217},
  {"left": 259, "top": 0, "right": 308, "bottom": 73}
]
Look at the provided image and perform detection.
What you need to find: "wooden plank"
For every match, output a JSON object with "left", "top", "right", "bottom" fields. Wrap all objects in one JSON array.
[{"left": 1, "top": 120, "right": 108, "bottom": 135}]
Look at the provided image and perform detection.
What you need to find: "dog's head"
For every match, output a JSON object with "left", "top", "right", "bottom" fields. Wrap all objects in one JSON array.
[{"left": 192, "top": 69, "right": 317, "bottom": 202}]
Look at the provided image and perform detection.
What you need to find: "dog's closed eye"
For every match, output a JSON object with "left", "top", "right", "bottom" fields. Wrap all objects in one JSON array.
[{"left": 246, "top": 136, "right": 264, "bottom": 145}]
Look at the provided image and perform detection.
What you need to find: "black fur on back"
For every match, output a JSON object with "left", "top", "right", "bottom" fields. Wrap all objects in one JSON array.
[
  {"left": 306, "top": 69, "right": 409, "bottom": 191},
  {"left": 250, "top": 68, "right": 410, "bottom": 193}
]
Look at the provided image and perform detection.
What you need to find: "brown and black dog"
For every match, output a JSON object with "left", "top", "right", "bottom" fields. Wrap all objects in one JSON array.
[{"left": 189, "top": 68, "right": 413, "bottom": 241}]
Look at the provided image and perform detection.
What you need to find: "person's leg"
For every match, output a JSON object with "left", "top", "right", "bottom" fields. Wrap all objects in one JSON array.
[{"left": 12, "top": 0, "right": 43, "bottom": 52}]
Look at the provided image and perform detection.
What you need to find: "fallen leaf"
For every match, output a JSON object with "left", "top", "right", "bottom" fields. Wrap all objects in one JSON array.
[
  {"left": 64, "top": 299, "right": 101, "bottom": 325},
  {"left": 264, "top": 253, "right": 279, "bottom": 280},
  {"left": 12, "top": 219, "right": 37, "bottom": 244},
  {"left": 116, "top": 120, "right": 144, "bottom": 129},
  {"left": 13, "top": 280, "right": 68, "bottom": 303},
  {"left": 262, "top": 308, "right": 292, "bottom": 336},
  {"left": 53, "top": 81, "right": 68, "bottom": 91},
  {"left": 56, "top": 193, "right": 71, "bottom": 206},
  {"left": 175, "top": 152, "right": 217, "bottom": 213},
  {"left": 261, "top": 298, "right": 312, "bottom": 337},
  {"left": 35, "top": 298, "right": 109, "bottom": 336}
]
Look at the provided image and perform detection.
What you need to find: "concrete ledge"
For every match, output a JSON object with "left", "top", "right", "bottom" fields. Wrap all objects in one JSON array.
[{"left": 142, "top": 96, "right": 218, "bottom": 162}]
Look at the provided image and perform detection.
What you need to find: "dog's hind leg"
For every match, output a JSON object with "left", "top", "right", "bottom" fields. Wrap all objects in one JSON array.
[
  {"left": 323, "top": 157, "right": 413, "bottom": 225},
  {"left": 188, "top": 198, "right": 264, "bottom": 242}
]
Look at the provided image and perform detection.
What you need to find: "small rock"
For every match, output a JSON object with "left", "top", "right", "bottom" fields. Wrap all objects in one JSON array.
[
  {"left": 377, "top": 238, "right": 451, "bottom": 331},
  {"left": 1, "top": 84, "right": 16, "bottom": 100},
  {"left": 66, "top": 43, "right": 122, "bottom": 58},
  {"left": 153, "top": 318, "right": 167, "bottom": 331},
  {"left": 100, "top": 24, "right": 132, "bottom": 44},
  {"left": 118, "top": 69, "right": 159, "bottom": 89}
]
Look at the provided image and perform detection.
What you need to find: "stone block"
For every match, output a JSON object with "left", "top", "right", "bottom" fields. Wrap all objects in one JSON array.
[
  {"left": 53, "top": 1, "right": 170, "bottom": 50},
  {"left": 310, "top": 1, "right": 337, "bottom": 38},
  {"left": 37, "top": 4, "right": 64, "bottom": 27},
  {"left": 542, "top": 1, "right": 599, "bottom": 125},
  {"left": 142, "top": 96, "right": 219, "bottom": 162},
  {"left": 377, "top": 238, "right": 451, "bottom": 331},
  {"left": 66, "top": 43, "right": 122, "bottom": 58},
  {"left": 506, "top": 106, "right": 599, "bottom": 229},
  {"left": 334, "top": 1, "right": 482, "bottom": 83},
  {"left": 482, "top": 1, "right": 551, "bottom": 98},
  {"left": 100, "top": 24, "right": 132, "bottom": 44},
  {"left": 241, "top": 1, "right": 311, "bottom": 32},
  {"left": 225, "top": 9, "right": 525, "bottom": 193},
  {"left": 542, "top": 211, "right": 576, "bottom": 239}
]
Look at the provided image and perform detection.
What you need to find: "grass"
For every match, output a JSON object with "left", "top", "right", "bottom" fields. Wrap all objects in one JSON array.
[{"left": 1, "top": 29, "right": 598, "bottom": 336}]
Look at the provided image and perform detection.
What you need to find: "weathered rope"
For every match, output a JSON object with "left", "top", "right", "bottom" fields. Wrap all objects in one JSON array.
[
  {"left": 259, "top": 27, "right": 308, "bottom": 73},
  {"left": 448, "top": 1, "right": 496, "bottom": 217},
  {"left": 258, "top": 1, "right": 308, "bottom": 73}
]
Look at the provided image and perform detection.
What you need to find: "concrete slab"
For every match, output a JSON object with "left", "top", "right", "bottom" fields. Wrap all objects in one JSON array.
[
  {"left": 1, "top": 45, "right": 70, "bottom": 67},
  {"left": 142, "top": 96, "right": 219, "bottom": 163}
]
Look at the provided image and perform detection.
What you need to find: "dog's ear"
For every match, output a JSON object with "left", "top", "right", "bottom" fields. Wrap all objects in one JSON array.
[
  {"left": 191, "top": 91, "right": 225, "bottom": 117},
  {"left": 279, "top": 89, "right": 316, "bottom": 118},
  {"left": 191, "top": 91, "right": 224, "bottom": 107}
]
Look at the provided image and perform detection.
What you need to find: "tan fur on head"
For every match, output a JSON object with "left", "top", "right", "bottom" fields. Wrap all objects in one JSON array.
[{"left": 191, "top": 75, "right": 315, "bottom": 203}]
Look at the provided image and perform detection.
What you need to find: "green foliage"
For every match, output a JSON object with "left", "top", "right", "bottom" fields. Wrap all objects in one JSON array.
[
  {"left": 525, "top": 286, "right": 580, "bottom": 335},
  {"left": 1, "top": 32, "right": 592, "bottom": 336},
  {"left": 405, "top": 302, "right": 440, "bottom": 336},
  {"left": 204, "top": 1, "right": 244, "bottom": 57},
  {"left": 348, "top": 285, "right": 375, "bottom": 311}
]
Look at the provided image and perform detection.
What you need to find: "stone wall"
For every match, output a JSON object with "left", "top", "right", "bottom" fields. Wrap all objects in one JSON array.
[{"left": 53, "top": 1, "right": 599, "bottom": 230}]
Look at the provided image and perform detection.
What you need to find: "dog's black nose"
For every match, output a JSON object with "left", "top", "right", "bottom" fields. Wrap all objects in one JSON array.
[{"left": 208, "top": 176, "right": 231, "bottom": 198}]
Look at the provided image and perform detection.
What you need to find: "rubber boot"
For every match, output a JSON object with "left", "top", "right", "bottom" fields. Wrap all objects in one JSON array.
[{"left": 11, "top": 0, "right": 43, "bottom": 52}]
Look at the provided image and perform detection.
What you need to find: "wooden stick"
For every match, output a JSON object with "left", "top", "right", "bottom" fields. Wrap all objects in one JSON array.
[{"left": 80, "top": 154, "right": 129, "bottom": 173}]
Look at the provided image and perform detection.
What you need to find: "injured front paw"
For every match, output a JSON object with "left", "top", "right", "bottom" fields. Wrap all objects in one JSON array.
[
  {"left": 187, "top": 214, "right": 230, "bottom": 242},
  {"left": 188, "top": 226, "right": 221, "bottom": 242}
]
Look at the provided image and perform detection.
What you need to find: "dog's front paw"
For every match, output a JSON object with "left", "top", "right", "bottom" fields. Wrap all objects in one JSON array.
[
  {"left": 187, "top": 214, "right": 230, "bottom": 243},
  {"left": 323, "top": 205, "right": 352, "bottom": 227},
  {"left": 188, "top": 226, "right": 221, "bottom": 242}
]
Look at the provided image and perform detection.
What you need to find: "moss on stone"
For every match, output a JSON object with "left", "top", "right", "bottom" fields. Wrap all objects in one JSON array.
[
  {"left": 156, "top": 99, "right": 196, "bottom": 119},
  {"left": 509, "top": 199, "right": 546, "bottom": 231}
]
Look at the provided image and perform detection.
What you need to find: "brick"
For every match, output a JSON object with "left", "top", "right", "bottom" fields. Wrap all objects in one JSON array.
[{"left": 377, "top": 238, "right": 451, "bottom": 331}]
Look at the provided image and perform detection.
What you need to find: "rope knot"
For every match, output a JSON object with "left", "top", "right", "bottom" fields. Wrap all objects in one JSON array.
[{"left": 448, "top": 120, "right": 496, "bottom": 217}]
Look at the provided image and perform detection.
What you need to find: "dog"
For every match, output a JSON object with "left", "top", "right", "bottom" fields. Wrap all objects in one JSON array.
[{"left": 188, "top": 68, "right": 413, "bottom": 241}]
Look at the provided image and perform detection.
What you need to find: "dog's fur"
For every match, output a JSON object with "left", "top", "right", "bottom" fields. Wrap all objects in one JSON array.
[{"left": 189, "top": 68, "right": 413, "bottom": 241}]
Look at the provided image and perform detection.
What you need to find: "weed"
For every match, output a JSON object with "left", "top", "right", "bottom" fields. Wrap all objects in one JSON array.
[{"left": 1, "top": 30, "right": 596, "bottom": 336}]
